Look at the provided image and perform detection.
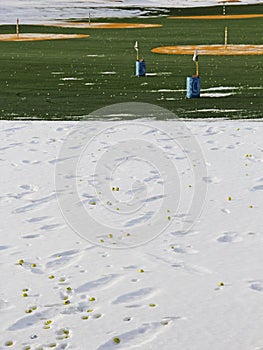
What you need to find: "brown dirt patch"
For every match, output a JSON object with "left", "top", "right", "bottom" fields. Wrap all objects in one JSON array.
[
  {"left": 152, "top": 44, "right": 263, "bottom": 56},
  {"left": 169, "top": 14, "right": 263, "bottom": 20},
  {"left": 43, "top": 22, "right": 162, "bottom": 29},
  {"left": 0, "top": 33, "right": 89, "bottom": 42}
]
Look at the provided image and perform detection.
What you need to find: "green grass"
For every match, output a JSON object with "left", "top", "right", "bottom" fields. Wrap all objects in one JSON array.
[{"left": 0, "top": 4, "right": 262, "bottom": 119}]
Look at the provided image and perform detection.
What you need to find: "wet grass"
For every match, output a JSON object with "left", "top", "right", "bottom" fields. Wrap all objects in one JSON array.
[{"left": 0, "top": 4, "right": 262, "bottom": 119}]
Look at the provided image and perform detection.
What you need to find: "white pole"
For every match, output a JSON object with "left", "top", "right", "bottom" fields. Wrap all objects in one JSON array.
[
  {"left": 89, "top": 10, "right": 91, "bottom": 25},
  {"left": 16, "top": 18, "right": 19, "bottom": 38},
  {"left": 224, "top": 26, "right": 228, "bottom": 47},
  {"left": 134, "top": 41, "right": 139, "bottom": 60}
]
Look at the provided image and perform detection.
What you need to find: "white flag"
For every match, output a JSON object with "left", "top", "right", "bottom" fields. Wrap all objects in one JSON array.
[
  {"left": 193, "top": 49, "right": 198, "bottom": 62},
  {"left": 134, "top": 41, "right": 139, "bottom": 51}
]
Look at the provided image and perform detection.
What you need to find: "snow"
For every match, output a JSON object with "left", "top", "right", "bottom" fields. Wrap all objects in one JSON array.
[
  {"left": 151, "top": 86, "right": 240, "bottom": 98},
  {"left": 1, "top": 118, "right": 263, "bottom": 349},
  {"left": 0, "top": 0, "right": 261, "bottom": 24},
  {"left": 200, "top": 92, "right": 236, "bottom": 97},
  {"left": 100, "top": 72, "right": 117, "bottom": 75},
  {"left": 61, "top": 78, "right": 84, "bottom": 81}
]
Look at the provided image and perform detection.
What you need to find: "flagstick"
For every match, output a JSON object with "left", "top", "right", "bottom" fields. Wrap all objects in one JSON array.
[
  {"left": 16, "top": 18, "right": 19, "bottom": 38},
  {"left": 195, "top": 60, "right": 199, "bottom": 77},
  {"left": 224, "top": 26, "right": 228, "bottom": 47},
  {"left": 193, "top": 50, "right": 199, "bottom": 77},
  {"left": 89, "top": 10, "right": 91, "bottom": 25},
  {"left": 134, "top": 41, "right": 139, "bottom": 60}
]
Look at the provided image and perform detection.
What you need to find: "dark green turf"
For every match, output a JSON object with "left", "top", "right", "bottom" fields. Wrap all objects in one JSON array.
[{"left": 0, "top": 4, "right": 262, "bottom": 119}]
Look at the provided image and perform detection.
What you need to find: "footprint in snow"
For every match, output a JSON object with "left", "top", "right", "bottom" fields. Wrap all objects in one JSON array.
[
  {"left": 21, "top": 234, "right": 41, "bottom": 239},
  {"left": 0, "top": 245, "right": 10, "bottom": 250},
  {"left": 60, "top": 301, "right": 94, "bottom": 315},
  {"left": 112, "top": 287, "right": 155, "bottom": 304},
  {"left": 49, "top": 156, "right": 76, "bottom": 164},
  {"left": 13, "top": 193, "right": 56, "bottom": 214},
  {"left": 170, "top": 230, "right": 198, "bottom": 237},
  {"left": 3, "top": 125, "right": 27, "bottom": 133},
  {"left": 20, "top": 184, "right": 38, "bottom": 191},
  {"left": 40, "top": 223, "right": 65, "bottom": 231},
  {"left": 8, "top": 310, "right": 51, "bottom": 331},
  {"left": 251, "top": 185, "right": 263, "bottom": 192},
  {"left": 122, "top": 265, "right": 138, "bottom": 270},
  {"left": 97, "top": 321, "right": 167, "bottom": 349},
  {"left": 226, "top": 144, "right": 236, "bottom": 149},
  {"left": 27, "top": 216, "right": 50, "bottom": 223},
  {"left": 124, "top": 212, "right": 154, "bottom": 228},
  {"left": 18, "top": 261, "right": 44, "bottom": 274},
  {"left": 249, "top": 281, "right": 263, "bottom": 292},
  {"left": 46, "top": 250, "right": 80, "bottom": 270},
  {"left": 50, "top": 249, "right": 80, "bottom": 258},
  {"left": 170, "top": 244, "right": 199, "bottom": 255},
  {"left": 205, "top": 127, "right": 223, "bottom": 136},
  {"left": 0, "top": 142, "right": 23, "bottom": 151},
  {"left": 217, "top": 232, "right": 242, "bottom": 243},
  {"left": 202, "top": 176, "right": 221, "bottom": 184},
  {"left": 75, "top": 274, "right": 120, "bottom": 293}
]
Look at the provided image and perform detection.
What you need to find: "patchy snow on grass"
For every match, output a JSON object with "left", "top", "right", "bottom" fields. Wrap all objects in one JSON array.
[
  {"left": 188, "top": 108, "right": 242, "bottom": 113},
  {"left": 100, "top": 71, "right": 117, "bottom": 75},
  {"left": 61, "top": 77, "right": 84, "bottom": 81},
  {"left": 201, "top": 92, "right": 237, "bottom": 98},
  {"left": 51, "top": 71, "right": 65, "bottom": 75},
  {"left": 86, "top": 54, "right": 105, "bottom": 58},
  {"left": 201, "top": 86, "right": 240, "bottom": 91}
]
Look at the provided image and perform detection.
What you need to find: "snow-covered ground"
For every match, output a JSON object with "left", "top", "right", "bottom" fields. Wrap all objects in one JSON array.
[
  {"left": 1, "top": 112, "right": 263, "bottom": 349},
  {"left": 1, "top": 0, "right": 262, "bottom": 24}
]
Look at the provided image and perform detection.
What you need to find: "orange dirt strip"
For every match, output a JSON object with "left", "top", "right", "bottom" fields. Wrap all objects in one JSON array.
[
  {"left": 169, "top": 14, "right": 263, "bottom": 20},
  {"left": 43, "top": 22, "right": 163, "bottom": 29},
  {"left": 0, "top": 33, "right": 89, "bottom": 42},
  {"left": 152, "top": 44, "right": 263, "bottom": 55}
]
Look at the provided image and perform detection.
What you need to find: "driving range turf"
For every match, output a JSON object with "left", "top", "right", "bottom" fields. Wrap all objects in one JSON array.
[{"left": 0, "top": 4, "right": 262, "bottom": 120}]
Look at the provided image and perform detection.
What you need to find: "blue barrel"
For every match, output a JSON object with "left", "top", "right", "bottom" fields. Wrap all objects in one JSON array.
[
  {"left": 186, "top": 76, "right": 200, "bottom": 98},
  {"left": 136, "top": 60, "right": 146, "bottom": 77}
]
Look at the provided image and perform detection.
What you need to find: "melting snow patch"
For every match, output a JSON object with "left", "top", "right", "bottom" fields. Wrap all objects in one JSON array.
[
  {"left": 100, "top": 71, "right": 116, "bottom": 75},
  {"left": 247, "top": 86, "right": 263, "bottom": 90},
  {"left": 159, "top": 72, "right": 172, "bottom": 75},
  {"left": 146, "top": 72, "right": 172, "bottom": 77},
  {"left": 158, "top": 89, "right": 180, "bottom": 92},
  {"left": 86, "top": 54, "right": 105, "bottom": 57},
  {"left": 61, "top": 77, "right": 84, "bottom": 81},
  {"left": 201, "top": 92, "right": 236, "bottom": 98},
  {"left": 201, "top": 86, "right": 239, "bottom": 92},
  {"left": 149, "top": 89, "right": 185, "bottom": 93},
  {"left": 189, "top": 109, "right": 241, "bottom": 113}
]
